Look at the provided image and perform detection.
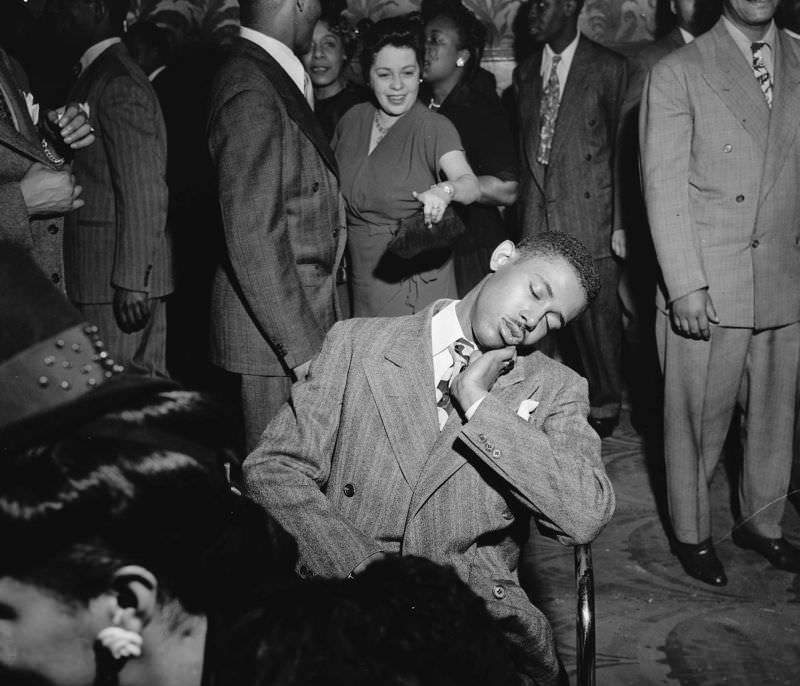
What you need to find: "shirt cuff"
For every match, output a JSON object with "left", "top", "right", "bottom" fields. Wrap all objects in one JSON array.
[{"left": 464, "top": 395, "right": 487, "bottom": 420}]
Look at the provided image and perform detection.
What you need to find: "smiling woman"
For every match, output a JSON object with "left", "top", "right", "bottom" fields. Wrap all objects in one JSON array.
[{"left": 333, "top": 16, "right": 480, "bottom": 317}]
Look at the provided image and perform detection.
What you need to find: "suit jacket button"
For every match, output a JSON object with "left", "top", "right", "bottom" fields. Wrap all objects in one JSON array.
[
  {"left": 343, "top": 483, "right": 355, "bottom": 497},
  {"left": 736, "top": 194, "right": 745, "bottom": 203},
  {"left": 47, "top": 224, "right": 59, "bottom": 234},
  {"left": 501, "top": 509, "right": 514, "bottom": 520},
  {"left": 588, "top": 118, "right": 596, "bottom": 126},
  {"left": 312, "top": 181, "right": 320, "bottom": 192},
  {"left": 50, "top": 273, "right": 60, "bottom": 284},
  {"left": 492, "top": 449, "right": 502, "bottom": 458},
  {"left": 750, "top": 239, "right": 759, "bottom": 248},
  {"left": 492, "top": 584, "right": 507, "bottom": 599},
  {"left": 584, "top": 153, "right": 592, "bottom": 161},
  {"left": 723, "top": 144, "right": 732, "bottom": 153},
  {"left": 584, "top": 191, "right": 591, "bottom": 199},
  {"left": 299, "top": 564, "right": 310, "bottom": 576},
  {"left": 478, "top": 433, "right": 486, "bottom": 441}
]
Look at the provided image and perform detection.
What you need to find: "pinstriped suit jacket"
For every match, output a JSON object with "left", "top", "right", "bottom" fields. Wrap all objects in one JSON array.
[
  {"left": 64, "top": 42, "right": 173, "bottom": 303},
  {"left": 0, "top": 48, "right": 64, "bottom": 287},
  {"left": 207, "top": 38, "right": 345, "bottom": 377},
  {"left": 640, "top": 19, "right": 800, "bottom": 328},
  {"left": 514, "top": 36, "right": 627, "bottom": 259},
  {"left": 244, "top": 303, "right": 614, "bottom": 683}
]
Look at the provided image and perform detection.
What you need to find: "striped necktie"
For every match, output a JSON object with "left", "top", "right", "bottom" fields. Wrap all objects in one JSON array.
[
  {"left": 751, "top": 42, "right": 773, "bottom": 109},
  {"left": 436, "top": 337, "right": 474, "bottom": 429},
  {"left": 537, "top": 55, "right": 561, "bottom": 165}
]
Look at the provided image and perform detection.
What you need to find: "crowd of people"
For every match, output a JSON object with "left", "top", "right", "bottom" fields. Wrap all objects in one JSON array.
[{"left": 2, "top": 0, "right": 800, "bottom": 683}]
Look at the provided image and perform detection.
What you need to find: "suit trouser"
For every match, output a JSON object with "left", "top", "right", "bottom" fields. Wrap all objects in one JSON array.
[
  {"left": 240, "top": 373, "right": 292, "bottom": 452},
  {"left": 539, "top": 256, "right": 622, "bottom": 419},
  {"left": 78, "top": 298, "right": 168, "bottom": 378},
  {"left": 656, "top": 312, "right": 799, "bottom": 543}
]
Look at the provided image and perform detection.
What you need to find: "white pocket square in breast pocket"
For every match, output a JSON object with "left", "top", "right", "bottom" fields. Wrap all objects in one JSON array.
[{"left": 516, "top": 398, "right": 539, "bottom": 421}]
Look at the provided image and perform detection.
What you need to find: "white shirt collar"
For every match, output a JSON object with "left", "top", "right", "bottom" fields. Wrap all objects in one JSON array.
[
  {"left": 239, "top": 26, "right": 307, "bottom": 97},
  {"left": 678, "top": 27, "right": 695, "bottom": 44},
  {"left": 79, "top": 37, "right": 122, "bottom": 75},
  {"left": 148, "top": 64, "right": 167, "bottom": 82},
  {"left": 722, "top": 16, "right": 776, "bottom": 72},
  {"left": 431, "top": 301, "right": 473, "bottom": 382},
  {"left": 540, "top": 32, "right": 580, "bottom": 98}
]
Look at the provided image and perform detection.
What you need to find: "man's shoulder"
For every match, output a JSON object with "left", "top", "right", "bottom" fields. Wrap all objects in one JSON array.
[
  {"left": 579, "top": 35, "right": 627, "bottom": 67},
  {"left": 517, "top": 349, "right": 586, "bottom": 389}
]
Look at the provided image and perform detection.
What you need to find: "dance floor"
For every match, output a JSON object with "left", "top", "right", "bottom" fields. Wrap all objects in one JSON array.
[{"left": 521, "top": 409, "right": 800, "bottom": 686}]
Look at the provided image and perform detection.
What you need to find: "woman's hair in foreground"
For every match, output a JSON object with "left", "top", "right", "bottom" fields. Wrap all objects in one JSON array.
[
  {"left": 517, "top": 231, "right": 601, "bottom": 303},
  {"left": 359, "top": 15, "right": 426, "bottom": 78},
  {"left": 421, "top": 0, "right": 488, "bottom": 78},
  {"left": 0, "top": 391, "right": 297, "bottom": 612}
]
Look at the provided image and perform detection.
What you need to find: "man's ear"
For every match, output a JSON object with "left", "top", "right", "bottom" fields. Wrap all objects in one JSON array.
[
  {"left": 109, "top": 565, "right": 159, "bottom": 631},
  {"left": 489, "top": 240, "right": 518, "bottom": 272}
]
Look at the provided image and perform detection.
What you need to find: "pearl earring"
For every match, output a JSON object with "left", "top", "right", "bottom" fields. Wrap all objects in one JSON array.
[{"left": 456, "top": 57, "right": 465, "bottom": 67}]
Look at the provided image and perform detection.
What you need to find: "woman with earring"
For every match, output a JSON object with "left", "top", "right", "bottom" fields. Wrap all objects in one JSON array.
[
  {"left": 420, "top": 0, "right": 518, "bottom": 296},
  {"left": 333, "top": 15, "right": 480, "bottom": 318},
  {"left": 302, "top": 0, "right": 369, "bottom": 141}
]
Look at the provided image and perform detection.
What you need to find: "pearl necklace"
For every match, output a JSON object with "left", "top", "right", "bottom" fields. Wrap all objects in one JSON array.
[{"left": 373, "top": 111, "right": 391, "bottom": 144}]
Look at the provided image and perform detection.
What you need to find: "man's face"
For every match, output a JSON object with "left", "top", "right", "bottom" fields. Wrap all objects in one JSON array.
[
  {"left": 723, "top": 0, "right": 779, "bottom": 36},
  {"left": 50, "top": 0, "right": 95, "bottom": 54},
  {"left": 670, "top": 0, "right": 698, "bottom": 31},
  {"left": 528, "top": 0, "right": 571, "bottom": 45},
  {"left": 467, "top": 246, "right": 587, "bottom": 350},
  {"left": 295, "top": 0, "right": 322, "bottom": 55}
]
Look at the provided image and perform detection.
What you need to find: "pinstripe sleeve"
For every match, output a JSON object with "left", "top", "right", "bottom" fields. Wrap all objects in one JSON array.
[{"left": 99, "top": 74, "right": 168, "bottom": 293}]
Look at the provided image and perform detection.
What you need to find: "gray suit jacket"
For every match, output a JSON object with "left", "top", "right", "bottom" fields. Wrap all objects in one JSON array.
[
  {"left": 207, "top": 37, "right": 345, "bottom": 377},
  {"left": 0, "top": 48, "right": 64, "bottom": 287},
  {"left": 65, "top": 42, "right": 172, "bottom": 304},
  {"left": 640, "top": 19, "right": 800, "bottom": 327},
  {"left": 514, "top": 36, "right": 627, "bottom": 259},
  {"left": 244, "top": 303, "right": 615, "bottom": 683}
]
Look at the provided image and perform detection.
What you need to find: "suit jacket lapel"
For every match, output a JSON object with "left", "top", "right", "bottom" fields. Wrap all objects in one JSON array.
[
  {"left": 759, "top": 30, "right": 800, "bottom": 200},
  {"left": 409, "top": 355, "right": 532, "bottom": 519},
  {"left": 548, "top": 37, "right": 590, "bottom": 168},
  {"left": 364, "top": 310, "right": 439, "bottom": 487},
  {"left": 699, "top": 20, "right": 769, "bottom": 152},
  {"left": 520, "top": 50, "right": 545, "bottom": 192},
  {"left": 239, "top": 39, "right": 339, "bottom": 179}
]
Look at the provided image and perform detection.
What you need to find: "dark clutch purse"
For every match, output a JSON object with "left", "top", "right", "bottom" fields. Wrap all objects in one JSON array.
[{"left": 386, "top": 205, "right": 466, "bottom": 260}]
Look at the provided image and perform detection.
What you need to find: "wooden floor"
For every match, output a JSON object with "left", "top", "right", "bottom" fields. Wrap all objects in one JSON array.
[{"left": 521, "top": 409, "right": 800, "bottom": 686}]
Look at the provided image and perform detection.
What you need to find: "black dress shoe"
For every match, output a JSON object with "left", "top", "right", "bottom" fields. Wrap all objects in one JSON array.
[
  {"left": 672, "top": 538, "right": 728, "bottom": 586},
  {"left": 732, "top": 527, "right": 800, "bottom": 573},
  {"left": 588, "top": 416, "right": 618, "bottom": 439}
]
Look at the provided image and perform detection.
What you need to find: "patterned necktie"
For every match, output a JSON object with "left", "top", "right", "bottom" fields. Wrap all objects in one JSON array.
[
  {"left": 303, "top": 71, "right": 315, "bottom": 111},
  {"left": 536, "top": 54, "right": 562, "bottom": 166},
  {"left": 751, "top": 42, "right": 773, "bottom": 109},
  {"left": 436, "top": 337, "right": 474, "bottom": 430}
]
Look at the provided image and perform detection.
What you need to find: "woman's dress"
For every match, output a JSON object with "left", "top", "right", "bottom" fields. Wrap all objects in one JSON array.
[{"left": 334, "top": 100, "right": 463, "bottom": 317}]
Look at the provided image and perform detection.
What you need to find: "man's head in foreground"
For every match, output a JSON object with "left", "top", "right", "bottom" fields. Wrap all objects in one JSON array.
[{"left": 459, "top": 232, "right": 600, "bottom": 351}]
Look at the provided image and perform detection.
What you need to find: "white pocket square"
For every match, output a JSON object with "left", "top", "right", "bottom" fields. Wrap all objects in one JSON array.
[{"left": 516, "top": 398, "right": 539, "bottom": 421}]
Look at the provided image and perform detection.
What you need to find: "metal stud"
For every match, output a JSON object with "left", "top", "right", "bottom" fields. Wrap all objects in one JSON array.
[
  {"left": 98, "top": 351, "right": 109, "bottom": 359},
  {"left": 104, "top": 371, "right": 112, "bottom": 378},
  {"left": 112, "top": 364, "right": 124, "bottom": 373},
  {"left": 60, "top": 381, "right": 71, "bottom": 390},
  {"left": 87, "top": 378, "right": 97, "bottom": 387},
  {"left": 62, "top": 360, "right": 72, "bottom": 369},
  {"left": 38, "top": 376, "right": 49, "bottom": 387},
  {"left": 55, "top": 339, "right": 65, "bottom": 348},
  {"left": 71, "top": 343, "right": 81, "bottom": 352},
  {"left": 82, "top": 364, "right": 93, "bottom": 374},
  {"left": 43, "top": 355, "right": 55, "bottom": 366}
]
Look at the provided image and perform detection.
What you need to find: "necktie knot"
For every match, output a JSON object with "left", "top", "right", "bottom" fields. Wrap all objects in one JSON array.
[{"left": 436, "top": 337, "right": 474, "bottom": 429}]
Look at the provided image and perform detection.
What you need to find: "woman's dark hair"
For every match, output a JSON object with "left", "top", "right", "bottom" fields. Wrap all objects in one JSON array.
[
  {"left": 319, "top": 0, "right": 360, "bottom": 60},
  {"left": 421, "top": 0, "right": 488, "bottom": 78},
  {"left": 359, "top": 15, "right": 426, "bottom": 78},
  {"left": 0, "top": 391, "right": 298, "bottom": 615}
]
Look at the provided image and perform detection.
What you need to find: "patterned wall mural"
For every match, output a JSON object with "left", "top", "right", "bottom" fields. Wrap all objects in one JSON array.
[{"left": 129, "top": 0, "right": 658, "bottom": 52}]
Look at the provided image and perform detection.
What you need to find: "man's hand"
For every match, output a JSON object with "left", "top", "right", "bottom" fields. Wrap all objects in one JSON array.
[
  {"left": 46, "top": 102, "right": 95, "bottom": 150},
  {"left": 20, "top": 163, "right": 83, "bottom": 216},
  {"left": 292, "top": 360, "right": 311, "bottom": 383},
  {"left": 611, "top": 229, "right": 627, "bottom": 259},
  {"left": 113, "top": 288, "right": 151, "bottom": 333},
  {"left": 450, "top": 346, "right": 517, "bottom": 412},
  {"left": 670, "top": 288, "right": 718, "bottom": 340}
]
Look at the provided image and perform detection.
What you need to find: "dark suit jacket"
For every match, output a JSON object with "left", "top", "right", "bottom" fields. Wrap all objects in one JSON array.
[
  {"left": 207, "top": 37, "right": 345, "bottom": 376},
  {"left": 0, "top": 48, "right": 64, "bottom": 287},
  {"left": 641, "top": 19, "right": 800, "bottom": 327},
  {"left": 243, "top": 302, "right": 615, "bottom": 684},
  {"left": 514, "top": 36, "right": 627, "bottom": 259},
  {"left": 65, "top": 42, "right": 172, "bottom": 304}
]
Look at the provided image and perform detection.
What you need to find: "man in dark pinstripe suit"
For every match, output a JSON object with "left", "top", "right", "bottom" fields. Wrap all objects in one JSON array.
[{"left": 54, "top": 0, "right": 173, "bottom": 377}]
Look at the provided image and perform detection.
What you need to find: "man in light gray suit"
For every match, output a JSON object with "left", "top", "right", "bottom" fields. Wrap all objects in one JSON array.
[
  {"left": 641, "top": 0, "right": 800, "bottom": 585},
  {"left": 55, "top": 0, "right": 173, "bottom": 377},
  {"left": 208, "top": 0, "right": 345, "bottom": 450},
  {"left": 245, "top": 233, "right": 615, "bottom": 685}
]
